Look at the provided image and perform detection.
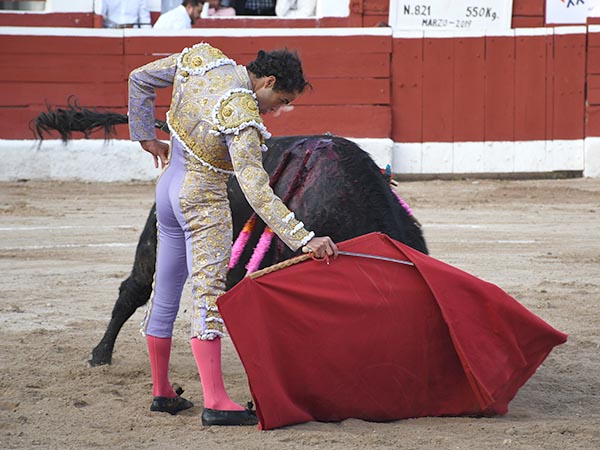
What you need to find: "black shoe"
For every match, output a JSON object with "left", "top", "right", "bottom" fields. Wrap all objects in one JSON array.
[
  {"left": 201, "top": 402, "right": 258, "bottom": 426},
  {"left": 150, "top": 392, "right": 194, "bottom": 415}
]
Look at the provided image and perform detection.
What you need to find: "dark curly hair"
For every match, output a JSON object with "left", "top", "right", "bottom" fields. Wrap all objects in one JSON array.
[{"left": 246, "top": 49, "right": 311, "bottom": 94}]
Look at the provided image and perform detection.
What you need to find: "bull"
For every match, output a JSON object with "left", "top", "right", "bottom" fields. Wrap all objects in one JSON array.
[{"left": 32, "top": 102, "right": 428, "bottom": 367}]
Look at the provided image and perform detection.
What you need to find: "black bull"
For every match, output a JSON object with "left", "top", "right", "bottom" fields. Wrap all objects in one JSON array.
[{"left": 88, "top": 135, "right": 428, "bottom": 366}]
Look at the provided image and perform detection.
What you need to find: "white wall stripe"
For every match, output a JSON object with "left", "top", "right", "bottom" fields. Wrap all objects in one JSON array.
[
  {"left": 1, "top": 26, "right": 587, "bottom": 39},
  {"left": 1, "top": 138, "right": 592, "bottom": 180},
  {"left": 0, "top": 243, "right": 136, "bottom": 251},
  {"left": 0, "top": 26, "right": 391, "bottom": 38},
  {"left": 0, "top": 225, "right": 136, "bottom": 232}
]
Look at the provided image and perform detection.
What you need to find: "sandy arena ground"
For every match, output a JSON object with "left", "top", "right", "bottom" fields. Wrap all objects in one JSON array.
[{"left": 0, "top": 177, "right": 599, "bottom": 449}]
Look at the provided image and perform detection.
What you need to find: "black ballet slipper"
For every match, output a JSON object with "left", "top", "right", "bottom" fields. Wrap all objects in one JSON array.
[
  {"left": 150, "top": 388, "right": 194, "bottom": 415},
  {"left": 201, "top": 402, "right": 258, "bottom": 426}
]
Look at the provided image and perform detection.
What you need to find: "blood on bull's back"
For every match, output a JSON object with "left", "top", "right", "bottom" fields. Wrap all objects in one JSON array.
[{"left": 225, "top": 135, "right": 428, "bottom": 289}]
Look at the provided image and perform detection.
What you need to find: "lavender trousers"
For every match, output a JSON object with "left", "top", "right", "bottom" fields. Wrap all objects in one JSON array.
[{"left": 141, "top": 139, "right": 232, "bottom": 340}]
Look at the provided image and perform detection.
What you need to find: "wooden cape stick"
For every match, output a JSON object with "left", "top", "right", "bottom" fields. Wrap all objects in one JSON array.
[{"left": 248, "top": 253, "right": 313, "bottom": 279}]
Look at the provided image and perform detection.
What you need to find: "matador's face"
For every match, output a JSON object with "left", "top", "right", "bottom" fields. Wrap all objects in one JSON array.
[{"left": 254, "top": 76, "right": 299, "bottom": 115}]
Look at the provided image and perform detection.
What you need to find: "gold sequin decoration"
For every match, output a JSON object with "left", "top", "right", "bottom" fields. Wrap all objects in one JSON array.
[
  {"left": 215, "top": 91, "right": 263, "bottom": 131},
  {"left": 179, "top": 165, "right": 232, "bottom": 339}
]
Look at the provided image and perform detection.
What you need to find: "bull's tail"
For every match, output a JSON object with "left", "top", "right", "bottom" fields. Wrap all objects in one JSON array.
[{"left": 31, "top": 96, "right": 167, "bottom": 141}]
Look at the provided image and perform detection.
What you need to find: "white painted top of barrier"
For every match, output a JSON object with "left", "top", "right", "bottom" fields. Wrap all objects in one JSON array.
[
  {"left": 393, "top": 25, "right": 586, "bottom": 39},
  {"left": 0, "top": 26, "right": 391, "bottom": 37}
]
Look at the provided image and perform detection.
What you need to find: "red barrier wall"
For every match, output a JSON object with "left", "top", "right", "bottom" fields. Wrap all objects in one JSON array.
[
  {"left": 1, "top": 26, "right": 592, "bottom": 142},
  {"left": 0, "top": 31, "right": 391, "bottom": 140},
  {"left": 390, "top": 29, "right": 587, "bottom": 143}
]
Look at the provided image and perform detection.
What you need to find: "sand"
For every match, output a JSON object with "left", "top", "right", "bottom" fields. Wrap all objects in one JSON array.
[{"left": 0, "top": 178, "right": 598, "bottom": 449}]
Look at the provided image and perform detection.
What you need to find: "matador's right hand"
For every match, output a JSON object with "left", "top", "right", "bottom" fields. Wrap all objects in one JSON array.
[
  {"left": 302, "top": 236, "right": 338, "bottom": 260},
  {"left": 140, "top": 139, "right": 169, "bottom": 169}
]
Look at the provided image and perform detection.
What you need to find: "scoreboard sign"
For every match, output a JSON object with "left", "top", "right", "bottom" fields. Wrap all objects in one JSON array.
[{"left": 389, "top": 0, "right": 514, "bottom": 32}]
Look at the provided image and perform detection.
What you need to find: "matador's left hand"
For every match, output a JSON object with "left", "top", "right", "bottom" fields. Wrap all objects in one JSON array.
[{"left": 140, "top": 139, "right": 169, "bottom": 169}]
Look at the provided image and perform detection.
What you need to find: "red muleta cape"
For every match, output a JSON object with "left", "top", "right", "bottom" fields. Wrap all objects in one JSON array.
[{"left": 217, "top": 232, "right": 567, "bottom": 430}]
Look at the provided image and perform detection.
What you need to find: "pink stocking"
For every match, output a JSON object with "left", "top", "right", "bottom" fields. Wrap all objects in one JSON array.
[
  {"left": 191, "top": 337, "right": 244, "bottom": 411},
  {"left": 147, "top": 335, "right": 177, "bottom": 398}
]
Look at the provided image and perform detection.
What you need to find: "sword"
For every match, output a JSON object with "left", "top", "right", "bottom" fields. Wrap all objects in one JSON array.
[
  {"left": 338, "top": 251, "right": 414, "bottom": 267},
  {"left": 249, "top": 249, "right": 414, "bottom": 279}
]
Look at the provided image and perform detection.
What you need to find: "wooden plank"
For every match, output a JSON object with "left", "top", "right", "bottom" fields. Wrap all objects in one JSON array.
[
  {"left": 363, "top": 15, "right": 389, "bottom": 27},
  {"left": 422, "top": 37, "right": 454, "bottom": 142},
  {"left": 391, "top": 38, "right": 422, "bottom": 142},
  {"left": 124, "top": 51, "right": 390, "bottom": 79},
  {"left": 294, "top": 78, "right": 390, "bottom": 106},
  {"left": 587, "top": 75, "right": 600, "bottom": 105},
  {"left": 363, "top": 0, "right": 389, "bottom": 13},
  {"left": 453, "top": 37, "right": 485, "bottom": 142},
  {"left": 511, "top": 16, "right": 545, "bottom": 28},
  {"left": 587, "top": 46, "right": 600, "bottom": 74},
  {"left": 514, "top": 35, "right": 547, "bottom": 141},
  {"left": 545, "top": 33, "right": 554, "bottom": 142},
  {"left": 0, "top": 82, "right": 125, "bottom": 108},
  {"left": 0, "top": 105, "right": 390, "bottom": 140},
  {"left": 484, "top": 35, "right": 515, "bottom": 141},
  {"left": 146, "top": 77, "right": 390, "bottom": 110},
  {"left": 588, "top": 31, "right": 600, "bottom": 48},
  {"left": 150, "top": 78, "right": 389, "bottom": 108},
  {"left": 0, "top": 106, "right": 45, "bottom": 140},
  {"left": 512, "top": 0, "right": 545, "bottom": 16},
  {"left": 554, "top": 32, "right": 586, "bottom": 139},
  {"left": 263, "top": 105, "right": 391, "bottom": 138},
  {"left": 124, "top": 35, "right": 392, "bottom": 56},
  {"left": 0, "top": 35, "right": 123, "bottom": 55},
  {"left": 0, "top": 54, "right": 125, "bottom": 83},
  {"left": 586, "top": 106, "right": 600, "bottom": 137},
  {"left": 0, "top": 13, "right": 94, "bottom": 28},
  {"left": 192, "top": 17, "right": 349, "bottom": 29}
]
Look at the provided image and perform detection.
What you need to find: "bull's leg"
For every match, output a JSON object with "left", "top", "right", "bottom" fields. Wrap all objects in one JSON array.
[{"left": 89, "top": 205, "right": 157, "bottom": 367}]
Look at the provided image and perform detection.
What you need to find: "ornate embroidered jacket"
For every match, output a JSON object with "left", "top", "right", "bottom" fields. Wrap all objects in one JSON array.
[{"left": 128, "top": 43, "right": 314, "bottom": 250}]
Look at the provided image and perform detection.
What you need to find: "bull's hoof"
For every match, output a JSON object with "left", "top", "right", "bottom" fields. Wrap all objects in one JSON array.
[
  {"left": 88, "top": 345, "right": 113, "bottom": 367},
  {"left": 87, "top": 358, "right": 110, "bottom": 368}
]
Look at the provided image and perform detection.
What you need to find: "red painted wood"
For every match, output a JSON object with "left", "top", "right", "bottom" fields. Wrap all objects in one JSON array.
[
  {"left": 587, "top": 17, "right": 600, "bottom": 26},
  {"left": 391, "top": 38, "right": 422, "bottom": 142},
  {"left": 453, "top": 37, "right": 485, "bottom": 142},
  {"left": 589, "top": 32, "right": 600, "bottom": 48},
  {"left": 124, "top": 51, "right": 390, "bottom": 79},
  {"left": 422, "top": 38, "right": 454, "bottom": 142},
  {"left": 363, "top": 0, "right": 389, "bottom": 13},
  {"left": 511, "top": 16, "right": 545, "bottom": 28},
  {"left": 150, "top": 78, "right": 390, "bottom": 107},
  {"left": 586, "top": 106, "right": 600, "bottom": 137},
  {"left": 0, "top": 106, "right": 44, "bottom": 140},
  {"left": 124, "top": 35, "right": 392, "bottom": 56},
  {"left": 0, "top": 13, "right": 94, "bottom": 28},
  {"left": 512, "top": 0, "right": 545, "bottom": 16},
  {"left": 554, "top": 32, "right": 586, "bottom": 140},
  {"left": 587, "top": 75, "right": 600, "bottom": 105},
  {"left": 545, "top": 34, "right": 554, "bottom": 141},
  {"left": 0, "top": 35, "right": 123, "bottom": 55},
  {"left": 294, "top": 78, "right": 390, "bottom": 105},
  {"left": 263, "top": 105, "right": 391, "bottom": 137},
  {"left": 514, "top": 35, "right": 547, "bottom": 140},
  {"left": 588, "top": 44, "right": 600, "bottom": 74},
  {"left": 0, "top": 82, "right": 125, "bottom": 107},
  {"left": 484, "top": 36, "right": 515, "bottom": 141},
  {"left": 192, "top": 17, "right": 349, "bottom": 28},
  {"left": 0, "top": 54, "right": 125, "bottom": 83},
  {"left": 363, "top": 15, "right": 390, "bottom": 27},
  {"left": 0, "top": 105, "right": 390, "bottom": 140}
]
